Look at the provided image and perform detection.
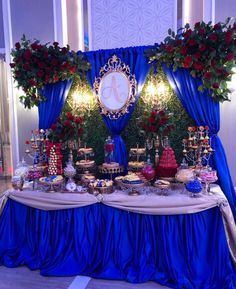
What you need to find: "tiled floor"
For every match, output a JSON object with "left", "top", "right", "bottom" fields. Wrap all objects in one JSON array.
[{"left": 0, "top": 266, "right": 171, "bottom": 289}]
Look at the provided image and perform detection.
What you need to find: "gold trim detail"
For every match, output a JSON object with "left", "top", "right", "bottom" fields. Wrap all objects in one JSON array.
[{"left": 94, "top": 55, "right": 137, "bottom": 119}]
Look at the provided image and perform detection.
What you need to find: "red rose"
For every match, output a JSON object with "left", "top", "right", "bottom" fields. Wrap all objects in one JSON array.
[
  {"left": 176, "top": 39, "right": 183, "bottom": 45},
  {"left": 211, "top": 59, "right": 216, "bottom": 67},
  {"left": 184, "top": 29, "right": 192, "bottom": 38},
  {"left": 37, "top": 70, "right": 44, "bottom": 78},
  {"left": 165, "top": 45, "right": 174, "bottom": 53},
  {"left": 198, "top": 28, "right": 205, "bottom": 36},
  {"left": 51, "top": 58, "right": 58, "bottom": 66},
  {"left": 199, "top": 44, "right": 206, "bottom": 52},
  {"left": 194, "top": 52, "right": 201, "bottom": 59},
  {"left": 78, "top": 127, "right": 84, "bottom": 135},
  {"left": 224, "top": 30, "right": 233, "bottom": 44},
  {"left": 214, "top": 23, "right": 221, "bottom": 30},
  {"left": 23, "top": 49, "right": 32, "bottom": 60},
  {"left": 31, "top": 42, "right": 38, "bottom": 50},
  {"left": 23, "top": 63, "right": 30, "bottom": 70},
  {"left": 43, "top": 51, "right": 49, "bottom": 59},
  {"left": 203, "top": 72, "right": 212, "bottom": 79},
  {"left": 205, "top": 125, "right": 209, "bottom": 131},
  {"left": 193, "top": 62, "right": 204, "bottom": 71},
  {"left": 212, "top": 82, "right": 219, "bottom": 89},
  {"left": 29, "top": 79, "right": 37, "bottom": 86},
  {"left": 148, "top": 116, "right": 155, "bottom": 123},
  {"left": 64, "top": 120, "right": 71, "bottom": 127},
  {"left": 194, "top": 22, "right": 201, "bottom": 28},
  {"left": 180, "top": 47, "right": 187, "bottom": 55},
  {"left": 150, "top": 125, "right": 157, "bottom": 132},
  {"left": 44, "top": 75, "right": 50, "bottom": 83},
  {"left": 10, "top": 63, "right": 15, "bottom": 68},
  {"left": 226, "top": 52, "right": 234, "bottom": 61},
  {"left": 38, "top": 61, "right": 45, "bottom": 69},
  {"left": 25, "top": 140, "right": 30, "bottom": 145},
  {"left": 150, "top": 111, "right": 157, "bottom": 117},
  {"left": 69, "top": 66, "right": 76, "bottom": 73},
  {"left": 159, "top": 110, "right": 165, "bottom": 117},
  {"left": 188, "top": 38, "right": 197, "bottom": 46},
  {"left": 66, "top": 112, "right": 74, "bottom": 120},
  {"left": 53, "top": 75, "right": 59, "bottom": 82},
  {"left": 75, "top": 116, "right": 82, "bottom": 124},
  {"left": 183, "top": 56, "right": 193, "bottom": 68},
  {"left": 209, "top": 33, "right": 218, "bottom": 42},
  {"left": 15, "top": 71, "right": 21, "bottom": 77},
  {"left": 15, "top": 42, "right": 21, "bottom": 49},
  {"left": 51, "top": 124, "right": 57, "bottom": 131}
]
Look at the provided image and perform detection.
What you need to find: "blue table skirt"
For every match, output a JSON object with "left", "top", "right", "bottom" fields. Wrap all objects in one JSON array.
[{"left": 0, "top": 199, "right": 236, "bottom": 289}]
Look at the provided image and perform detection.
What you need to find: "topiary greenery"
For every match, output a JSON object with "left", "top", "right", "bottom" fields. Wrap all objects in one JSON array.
[{"left": 62, "top": 66, "right": 194, "bottom": 165}]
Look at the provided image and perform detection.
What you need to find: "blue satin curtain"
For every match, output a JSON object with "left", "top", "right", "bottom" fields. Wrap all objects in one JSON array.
[
  {"left": 162, "top": 65, "right": 236, "bottom": 219},
  {"left": 84, "top": 47, "right": 151, "bottom": 170},
  {"left": 1, "top": 199, "right": 236, "bottom": 288},
  {"left": 38, "top": 79, "right": 73, "bottom": 129}
]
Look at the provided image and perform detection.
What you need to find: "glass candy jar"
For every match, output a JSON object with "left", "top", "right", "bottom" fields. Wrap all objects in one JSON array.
[
  {"left": 142, "top": 155, "right": 156, "bottom": 181},
  {"left": 104, "top": 136, "right": 115, "bottom": 163}
]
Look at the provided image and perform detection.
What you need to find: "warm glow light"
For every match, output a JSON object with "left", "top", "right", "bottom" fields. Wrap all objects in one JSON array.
[
  {"left": 143, "top": 79, "right": 169, "bottom": 110},
  {"left": 71, "top": 88, "right": 95, "bottom": 113}
]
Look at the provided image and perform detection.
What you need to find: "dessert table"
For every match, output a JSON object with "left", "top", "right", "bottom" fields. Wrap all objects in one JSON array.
[{"left": 0, "top": 186, "right": 236, "bottom": 289}]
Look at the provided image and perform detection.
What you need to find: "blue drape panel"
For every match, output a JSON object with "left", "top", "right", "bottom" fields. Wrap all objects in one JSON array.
[
  {"left": 1, "top": 199, "right": 236, "bottom": 289},
  {"left": 162, "top": 65, "right": 236, "bottom": 220},
  {"left": 38, "top": 79, "right": 73, "bottom": 129},
  {"left": 84, "top": 47, "right": 151, "bottom": 170}
]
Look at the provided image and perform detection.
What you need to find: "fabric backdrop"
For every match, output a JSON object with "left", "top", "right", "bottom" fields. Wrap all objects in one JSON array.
[
  {"left": 162, "top": 65, "right": 236, "bottom": 220},
  {"left": 84, "top": 46, "right": 151, "bottom": 171},
  {"left": 38, "top": 79, "right": 72, "bottom": 129}
]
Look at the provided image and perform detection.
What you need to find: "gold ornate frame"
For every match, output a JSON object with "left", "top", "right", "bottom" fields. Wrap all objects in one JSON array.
[{"left": 93, "top": 55, "right": 137, "bottom": 119}]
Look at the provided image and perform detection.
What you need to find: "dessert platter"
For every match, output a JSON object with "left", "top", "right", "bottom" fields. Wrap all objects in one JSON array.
[
  {"left": 154, "top": 179, "right": 171, "bottom": 195},
  {"left": 115, "top": 173, "right": 147, "bottom": 195},
  {"left": 88, "top": 179, "right": 113, "bottom": 194},
  {"left": 39, "top": 175, "right": 64, "bottom": 192},
  {"left": 76, "top": 159, "right": 95, "bottom": 168}
]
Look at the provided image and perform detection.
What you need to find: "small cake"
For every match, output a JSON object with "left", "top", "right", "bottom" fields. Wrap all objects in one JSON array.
[
  {"left": 78, "top": 147, "right": 93, "bottom": 155},
  {"left": 156, "top": 145, "right": 178, "bottom": 178},
  {"left": 76, "top": 160, "right": 95, "bottom": 168},
  {"left": 154, "top": 179, "right": 170, "bottom": 189},
  {"left": 128, "top": 161, "right": 145, "bottom": 168},
  {"left": 130, "top": 148, "right": 146, "bottom": 155},
  {"left": 122, "top": 174, "right": 144, "bottom": 185},
  {"left": 102, "top": 162, "right": 120, "bottom": 169},
  {"left": 175, "top": 168, "right": 195, "bottom": 183}
]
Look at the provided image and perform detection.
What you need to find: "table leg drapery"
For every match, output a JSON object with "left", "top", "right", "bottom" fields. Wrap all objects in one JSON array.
[{"left": 0, "top": 195, "right": 236, "bottom": 289}]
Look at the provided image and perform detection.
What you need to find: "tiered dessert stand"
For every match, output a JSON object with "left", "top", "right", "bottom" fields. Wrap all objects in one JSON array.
[{"left": 128, "top": 145, "right": 146, "bottom": 172}]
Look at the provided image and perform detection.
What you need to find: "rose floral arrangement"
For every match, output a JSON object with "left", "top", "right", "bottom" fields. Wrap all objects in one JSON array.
[
  {"left": 141, "top": 109, "right": 175, "bottom": 139},
  {"left": 48, "top": 112, "right": 84, "bottom": 143},
  {"left": 10, "top": 35, "right": 90, "bottom": 108},
  {"left": 147, "top": 18, "right": 236, "bottom": 101}
]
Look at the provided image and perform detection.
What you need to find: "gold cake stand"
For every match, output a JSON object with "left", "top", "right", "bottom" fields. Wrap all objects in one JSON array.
[{"left": 98, "top": 165, "right": 124, "bottom": 180}]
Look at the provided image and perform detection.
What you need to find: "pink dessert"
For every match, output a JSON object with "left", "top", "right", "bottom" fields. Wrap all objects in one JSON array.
[
  {"left": 199, "top": 169, "right": 218, "bottom": 183},
  {"left": 156, "top": 146, "right": 178, "bottom": 178}
]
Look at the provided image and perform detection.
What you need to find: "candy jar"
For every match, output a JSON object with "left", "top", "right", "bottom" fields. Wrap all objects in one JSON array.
[
  {"left": 185, "top": 179, "right": 202, "bottom": 197},
  {"left": 104, "top": 136, "right": 115, "bottom": 163},
  {"left": 14, "top": 158, "right": 29, "bottom": 181},
  {"left": 142, "top": 155, "right": 156, "bottom": 181},
  {"left": 199, "top": 167, "right": 218, "bottom": 195}
]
